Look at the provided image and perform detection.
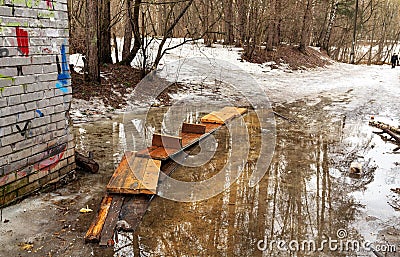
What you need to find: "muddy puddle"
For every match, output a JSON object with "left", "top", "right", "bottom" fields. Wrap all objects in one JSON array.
[
  {"left": 71, "top": 97, "right": 399, "bottom": 257},
  {"left": 3, "top": 95, "right": 397, "bottom": 257}
]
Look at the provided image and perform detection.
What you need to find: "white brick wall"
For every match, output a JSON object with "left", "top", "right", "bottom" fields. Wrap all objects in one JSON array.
[{"left": 0, "top": 0, "right": 74, "bottom": 205}]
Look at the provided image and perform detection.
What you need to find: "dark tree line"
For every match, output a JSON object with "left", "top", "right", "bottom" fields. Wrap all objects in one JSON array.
[{"left": 68, "top": 0, "right": 400, "bottom": 83}]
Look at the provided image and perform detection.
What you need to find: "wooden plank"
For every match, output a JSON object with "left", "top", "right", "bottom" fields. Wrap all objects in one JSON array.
[
  {"left": 122, "top": 157, "right": 148, "bottom": 192},
  {"left": 119, "top": 195, "right": 153, "bottom": 232},
  {"left": 106, "top": 152, "right": 135, "bottom": 194},
  {"left": 152, "top": 134, "right": 182, "bottom": 149},
  {"left": 135, "top": 146, "right": 158, "bottom": 157},
  {"left": 138, "top": 146, "right": 179, "bottom": 160},
  {"left": 85, "top": 195, "right": 113, "bottom": 243},
  {"left": 201, "top": 107, "right": 247, "bottom": 124},
  {"left": 141, "top": 160, "right": 161, "bottom": 194},
  {"left": 99, "top": 195, "right": 124, "bottom": 246},
  {"left": 107, "top": 155, "right": 131, "bottom": 194},
  {"left": 181, "top": 133, "right": 203, "bottom": 147},
  {"left": 203, "top": 123, "right": 222, "bottom": 133},
  {"left": 182, "top": 123, "right": 206, "bottom": 134},
  {"left": 107, "top": 156, "right": 161, "bottom": 195}
]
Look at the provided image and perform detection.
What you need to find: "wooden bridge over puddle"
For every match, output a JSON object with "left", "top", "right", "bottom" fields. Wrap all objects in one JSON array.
[{"left": 85, "top": 107, "right": 247, "bottom": 246}]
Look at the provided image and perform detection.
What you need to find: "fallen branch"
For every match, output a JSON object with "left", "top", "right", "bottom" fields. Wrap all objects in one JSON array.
[
  {"left": 373, "top": 129, "right": 400, "bottom": 152},
  {"left": 369, "top": 120, "right": 400, "bottom": 134},
  {"left": 272, "top": 111, "right": 296, "bottom": 123},
  {"left": 391, "top": 188, "right": 400, "bottom": 194}
]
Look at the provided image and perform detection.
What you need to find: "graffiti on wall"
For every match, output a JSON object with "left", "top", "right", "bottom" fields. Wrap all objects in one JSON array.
[
  {"left": 16, "top": 27, "right": 29, "bottom": 56},
  {"left": 55, "top": 44, "right": 70, "bottom": 93},
  {"left": 34, "top": 142, "right": 67, "bottom": 172},
  {"left": 15, "top": 121, "right": 31, "bottom": 138}
]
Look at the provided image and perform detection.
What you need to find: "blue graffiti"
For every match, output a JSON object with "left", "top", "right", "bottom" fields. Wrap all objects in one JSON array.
[
  {"left": 55, "top": 44, "right": 70, "bottom": 93},
  {"left": 35, "top": 110, "right": 44, "bottom": 117}
]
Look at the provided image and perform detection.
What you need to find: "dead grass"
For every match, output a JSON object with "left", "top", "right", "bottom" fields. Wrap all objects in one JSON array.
[
  {"left": 242, "top": 45, "right": 332, "bottom": 69},
  {"left": 71, "top": 64, "right": 142, "bottom": 108}
]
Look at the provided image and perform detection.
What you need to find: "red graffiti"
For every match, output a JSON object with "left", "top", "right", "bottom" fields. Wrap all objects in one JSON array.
[
  {"left": 16, "top": 27, "right": 29, "bottom": 56},
  {"left": 34, "top": 143, "right": 66, "bottom": 172},
  {"left": 46, "top": 0, "right": 52, "bottom": 8},
  {"left": 0, "top": 175, "right": 9, "bottom": 187}
]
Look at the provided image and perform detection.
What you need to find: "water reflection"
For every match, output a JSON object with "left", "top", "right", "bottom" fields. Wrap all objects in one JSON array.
[{"left": 104, "top": 98, "right": 399, "bottom": 257}]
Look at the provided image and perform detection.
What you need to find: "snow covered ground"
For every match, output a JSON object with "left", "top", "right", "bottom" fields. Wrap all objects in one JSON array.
[{"left": 70, "top": 39, "right": 400, "bottom": 117}]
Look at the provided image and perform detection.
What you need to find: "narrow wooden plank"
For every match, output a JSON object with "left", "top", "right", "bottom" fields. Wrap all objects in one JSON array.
[
  {"left": 99, "top": 195, "right": 124, "bottom": 246},
  {"left": 107, "top": 152, "right": 135, "bottom": 193},
  {"left": 107, "top": 154, "right": 133, "bottom": 194},
  {"left": 201, "top": 107, "right": 247, "bottom": 124},
  {"left": 141, "top": 160, "right": 161, "bottom": 194},
  {"left": 146, "top": 147, "right": 177, "bottom": 160},
  {"left": 181, "top": 133, "right": 203, "bottom": 147},
  {"left": 123, "top": 157, "right": 148, "bottom": 191},
  {"left": 119, "top": 195, "right": 153, "bottom": 232},
  {"left": 85, "top": 195, "right": 113, "bottom": 243},
  {"left": 135, "top": 146, "right": 158, "bottom": 157},
  {"left": 107, "top": 156, "right": 161, "bottom": 195},
  {"left": 203, "top": 123, "right": 222, "bottom": 133},
  {"left": 152, "top": 134, "right": 182, "bottom": 149},
  {"left": 182, "top": 123, "right": 206, "bottom": 134}
]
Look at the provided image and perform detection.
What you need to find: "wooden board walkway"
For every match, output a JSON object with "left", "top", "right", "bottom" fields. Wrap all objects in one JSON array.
[
  {"left": 201, "top": 107, "right": 247, "bottom": 124},
  {"left": 106, "top": 152, "right": 161, "bottom": 195},
  {"left": 85, "top": 107, "right": 247, "bottom": 246},
  {"left": 143, "top": 107, "right": 247, "bottom": 161}
]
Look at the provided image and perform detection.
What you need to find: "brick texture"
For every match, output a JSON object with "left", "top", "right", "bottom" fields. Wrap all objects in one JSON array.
[{"left": 0, "top": 0, "right": 74, "bottom": 207}]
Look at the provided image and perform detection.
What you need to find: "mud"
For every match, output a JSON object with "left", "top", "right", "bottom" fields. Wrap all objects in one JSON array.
[{"left": 1, "top": 77, "right": 400, "bottom": 256}]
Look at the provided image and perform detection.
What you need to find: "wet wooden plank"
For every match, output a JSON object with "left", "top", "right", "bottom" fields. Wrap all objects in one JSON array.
[
  {"left": 107, "top": 155, "right": 161, "bottom": 195},
  {"left": 136, "top": 147, "right": 174, "bottom": 160},
  {"left": 85, "top": 195, "right": 113, "bottom": 243},
  {"left": 135, "top": 146, "right": 158, "bottom": 157},
  {"left": 141, "top": 160, "right": 161, "bottom": 194},
  {"left": 182, "top": 123, "right": 206, "bottom": 134},
  {"left": 181, "top": 133, "right": 203, "bottom": 147},
  {"left": 99, "top": 195, "right": 124, "bottom": 246},
  {"left": 106, "top": 152, "right": 135, "bottom": 193},
  {"left": 119, "top": 195, "right": 153, "bottom": 232},
  {"left": 203, "top": 123, "right": 222, "bottom": 133},
  {"left": 152, "top": 134, "right": 182, "bottom": 149},
  {"left": 137, "top": 124, "right": 222, "bottom": 161},
  {"left": 201, "top": 107, "right": 247, "bottom": 124},
  {"left": 117, "top": 152, "right": 193, "bottom": 234}
]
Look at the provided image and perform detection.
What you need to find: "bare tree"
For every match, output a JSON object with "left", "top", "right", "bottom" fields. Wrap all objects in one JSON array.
[
  {"left": 120, "top": 0, "right": 142, "bottom": 66},
  {"left": 299, "top": 0, "right": 314, "bottom": 52},
  {"left": 122, "top": 0, "right": 133, "bottom": 60},
  {"left": 224, "top": 0, "right": 234, "bottom": 45},
  {"left": 85, "top": 0, "right": 100, "bottom": 82},
  {"left": 99, "top": 0, "right": 113, "bottom": 64}
]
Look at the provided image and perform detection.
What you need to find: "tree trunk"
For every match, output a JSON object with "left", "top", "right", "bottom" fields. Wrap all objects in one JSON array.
[
  {"left": 119, "top": 0, "right": 142, "bottom": 66},
  {"left": 266, "top": 0, "right": 275, "bottom": 51},
  {"left": 224, "top": 0, "right": 234, "bottom": 45},
  {"left": 299, "top": 0, "right": 313, "bottom": 52},
  {"left": 99, "top": 0, "right": 113, "bottom": 64},
  {"left": 237, "top": 0, "right": 247, "bottom": 46},
  {"left": 274, "top": 0, "right": 281, "bottom": 46},
  {"left": 322, "top": 0, "right": 338, "bottom": 52},
  {"left": 85, "top": 0, "right": 100, "bottom": 83},
  {"left": 122, "top": 0, "right": 133, "bottom": 60},
  {"left": 153, "top": 0, "right": 194, "bottom": 69}
]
